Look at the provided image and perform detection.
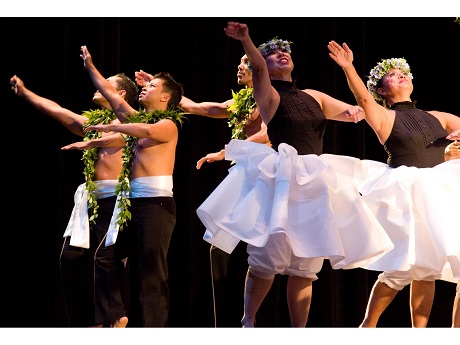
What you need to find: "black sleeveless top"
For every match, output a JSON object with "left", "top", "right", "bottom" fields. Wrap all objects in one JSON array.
[
  {"left": 384, "top": 101, "right": 448, "bottom": 168},
  {"left": 267, "top": 80, "right": 327, "bottom": 155}
]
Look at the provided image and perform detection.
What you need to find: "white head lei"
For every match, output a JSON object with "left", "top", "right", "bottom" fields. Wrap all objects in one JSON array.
[
  {"left": 258, "top": 37, "right": 293, "bottom": 58},
  {"left": 366, "top": 58, "right": 413, "bottom": 101}
]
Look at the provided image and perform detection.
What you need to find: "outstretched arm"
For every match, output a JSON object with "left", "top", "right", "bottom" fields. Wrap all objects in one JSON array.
[
  {"left": 196, "top": 119, "right": 270, "bottom": 170},
  {"left": 10, "top": 75, "right": 87, "bottom": 136},
  {"left": 305, "top": 89, "right": 365, "bottom": 124},
  {"left": 136, "top": 70, "right": 231, "bottom": 118},
  {"left": 196, "top": 150, "right": 226, "bottom": 169},
  {"left": 224, "top": 22, "right": 279, "bottom": 124},
  {"left": 80, "top": 45, "right": 134, "bottom": 122},
  {"left": 84, "top": 120, "right": 177, "bottom": 143},
  {"left": 178, "top": 96, "right": 231, "bottom": 118},
  {"left": 61, "top": 132, "right": 126, "bottom": 150},
  {"left": 327, "top": 41, "right": 391, "bottom": 143}
]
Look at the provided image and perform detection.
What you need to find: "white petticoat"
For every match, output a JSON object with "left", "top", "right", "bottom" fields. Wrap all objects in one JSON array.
[{"left": 197, "top": 140, "right": 395, "bottom": 270}]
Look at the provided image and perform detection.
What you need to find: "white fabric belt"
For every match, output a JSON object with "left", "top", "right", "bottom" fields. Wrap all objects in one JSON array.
[
  {"left": 63, "top": 180, "right": 117, "bottom": 249},
  {"left": 130, "top": 176, "right": 173, "bottom": 198},
  {"left": 105, "top": 175, "right": 174, "bottom": 247}
]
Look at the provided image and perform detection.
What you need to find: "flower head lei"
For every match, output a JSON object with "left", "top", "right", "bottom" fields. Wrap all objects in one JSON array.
[
  {"left": 113, "top": 108, "right": 185, "bottom": 231},
  {"left": 227, "top": 87, "right": 256, "bottom": 140},
  {"left": 81, "top": 108, "right": 117, "bottom": 224},
  {"left": 366, "top": 58, "right": 413, "bottom": 101},
  {"left": 258, "top": 36, "right": 293, "bottom": 58}
]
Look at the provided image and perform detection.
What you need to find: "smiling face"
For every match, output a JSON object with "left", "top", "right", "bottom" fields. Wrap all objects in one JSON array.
[{"left": 264, "top": 49, "right": 294, "bottom": 80}]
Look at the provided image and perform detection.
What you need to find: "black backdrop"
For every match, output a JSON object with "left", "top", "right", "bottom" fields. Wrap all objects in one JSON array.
[{"left": 2, "top": 17, "right": 458, "bottom": 328}]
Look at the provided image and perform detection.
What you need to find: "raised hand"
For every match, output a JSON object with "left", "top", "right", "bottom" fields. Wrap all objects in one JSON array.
[
  {"left": 10, "top": 75, "right": 24, "bottom": 95},
  {"left": 327, "top": 41, "right": 353, "bottom": 68},
  {"left": 224, "top": 22, "right": 249, "bottom": 41},
  {"left": 134, "top": 70, "right": 154, "bottom": 87},
  {"left": 80, "top": 45, "right": 94, "bottom": 70}
]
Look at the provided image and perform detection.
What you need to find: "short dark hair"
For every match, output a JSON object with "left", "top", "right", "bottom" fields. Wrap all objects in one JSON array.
[
  {"left": 152, "top": 72, "right": 184, "bottom": 109},
  {"left": 114, "top": 73, "right": 139, "bottom": 108}
]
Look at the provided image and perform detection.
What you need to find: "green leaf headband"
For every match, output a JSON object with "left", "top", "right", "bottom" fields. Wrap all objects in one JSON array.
[
  {"left": 258, "top": 36, "right": 293, "bottom": 58},
  {"left": 366, "top": 58, "right": 413, "bottom": 101}
]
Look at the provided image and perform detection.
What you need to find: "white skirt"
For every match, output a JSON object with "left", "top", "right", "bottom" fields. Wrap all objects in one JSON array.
[
  {"left": 197, "top": 140, "right": 395, "bottom": 270},
  {"left": 358, "top": 158, "right": 460, "bottom": 279}
]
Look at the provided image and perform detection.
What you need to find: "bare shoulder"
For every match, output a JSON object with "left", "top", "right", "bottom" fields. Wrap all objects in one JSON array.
[
  {"left": 426, "top": 110, "right": 460, "bottom": 131},
  {"left": 155, "top": 118, "right": 179, "bottom": 129},
  {"left": 426, "top": 110, "right": 454, "bottom": 117},
  {"left": 426, "top": 110, "right": 454, "bottom": 124},
  {"left": 302, "top": 89, "right": 323, "bottom": 104},
  {"left": 303, "top": 88, "right": 322, "bottom": 97}
]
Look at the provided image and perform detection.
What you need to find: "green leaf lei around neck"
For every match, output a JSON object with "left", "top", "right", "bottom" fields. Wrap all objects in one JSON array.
[
  {"left": 114, "top": 108, "right": 185, "bottom": 231},
  {"left": 227, "top": 87, "right": 256, "bottom": 140},
  {"left": 81, "top": 108, "right": 117, "bottom": 224}
]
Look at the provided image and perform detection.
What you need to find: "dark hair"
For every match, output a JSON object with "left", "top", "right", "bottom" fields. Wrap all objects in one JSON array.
[
  {"left": 152, "top": 72, "right": 184, "bottom": 109},
  {"left": 114, "top": 73, "right": 139, "bottom": 108},
  {"left": 375, "top": 77, "right": 390, "bottom": 108},
  {"left": 376, "top": 77, "right": 384, "bottom": 92}
]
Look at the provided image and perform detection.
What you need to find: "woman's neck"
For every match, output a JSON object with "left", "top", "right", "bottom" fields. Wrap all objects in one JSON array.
[
  {"left": 269, "top": 69, "right": 292, "bottom": 82},
  {"left": 386, "top": 96, "right": 412, "bottom": 108}
]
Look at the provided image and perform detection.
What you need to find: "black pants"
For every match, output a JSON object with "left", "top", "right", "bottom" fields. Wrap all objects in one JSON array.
[
  {"left": 59, "top": 196, "right": 127, "bottom": 327},
  {"left": 114, "top": 196, "right": 176, "bottom": 327},
  {"left": 93, "top": 196, "right": 128, "bottom": 325},
  {"left": 59, "top": 234, "right": 97, "bottom": 327}
]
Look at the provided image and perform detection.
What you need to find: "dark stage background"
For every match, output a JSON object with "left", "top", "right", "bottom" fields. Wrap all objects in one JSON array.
[{"left": 2, "top": 17, "right": 459, "bottom": 328}]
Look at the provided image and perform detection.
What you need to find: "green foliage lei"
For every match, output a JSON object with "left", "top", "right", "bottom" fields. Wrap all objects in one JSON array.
[
  {"left": 227, "top": 87, "right": 256, "bottom": 140},
  {"left": 114, "top": 108, "right": 185, "bottom": 231},
  {"left": 81, "top": 108, "right": 117, "bottom": 224}
]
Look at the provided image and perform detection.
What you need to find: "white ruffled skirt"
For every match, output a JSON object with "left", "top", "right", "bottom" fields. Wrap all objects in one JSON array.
[
  {"left": 197, "top": 140, "right": 460, "bottom": 277},
  {"left": 197, "top": 140, "right": 394, "bottom": 270},
  {"left": 358, "top": 158, "right": 460, "bottom": 279}
]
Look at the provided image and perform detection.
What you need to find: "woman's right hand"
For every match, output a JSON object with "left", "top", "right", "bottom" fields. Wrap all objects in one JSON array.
[
  {"left": 327, "top": 41, "right": 353, "bottom": 68},
  {"left": 224, "top": 22, "right": 249, "bottom": 42}
]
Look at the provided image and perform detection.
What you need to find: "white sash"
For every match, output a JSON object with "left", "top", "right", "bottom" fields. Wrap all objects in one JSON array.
[
  {"left": 63, "top": 183, "right": 90, "bottom": 249},
  {"left": 105, "top": 176, "right": 174, "bottom": 246},
  {"left": 64, "top": 180, "right": 118, "bottom": 249}
]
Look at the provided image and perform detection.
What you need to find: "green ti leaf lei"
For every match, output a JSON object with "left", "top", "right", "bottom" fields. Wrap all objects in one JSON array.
[
  {"left": 114, "top": 108, "right": 185, "bottom": 231},
  {"left": 227, "top": 87, "right": 256, "bottom": 140},
  {"left": 81, "top": 108, "right": 117, "bottom": 225}
]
